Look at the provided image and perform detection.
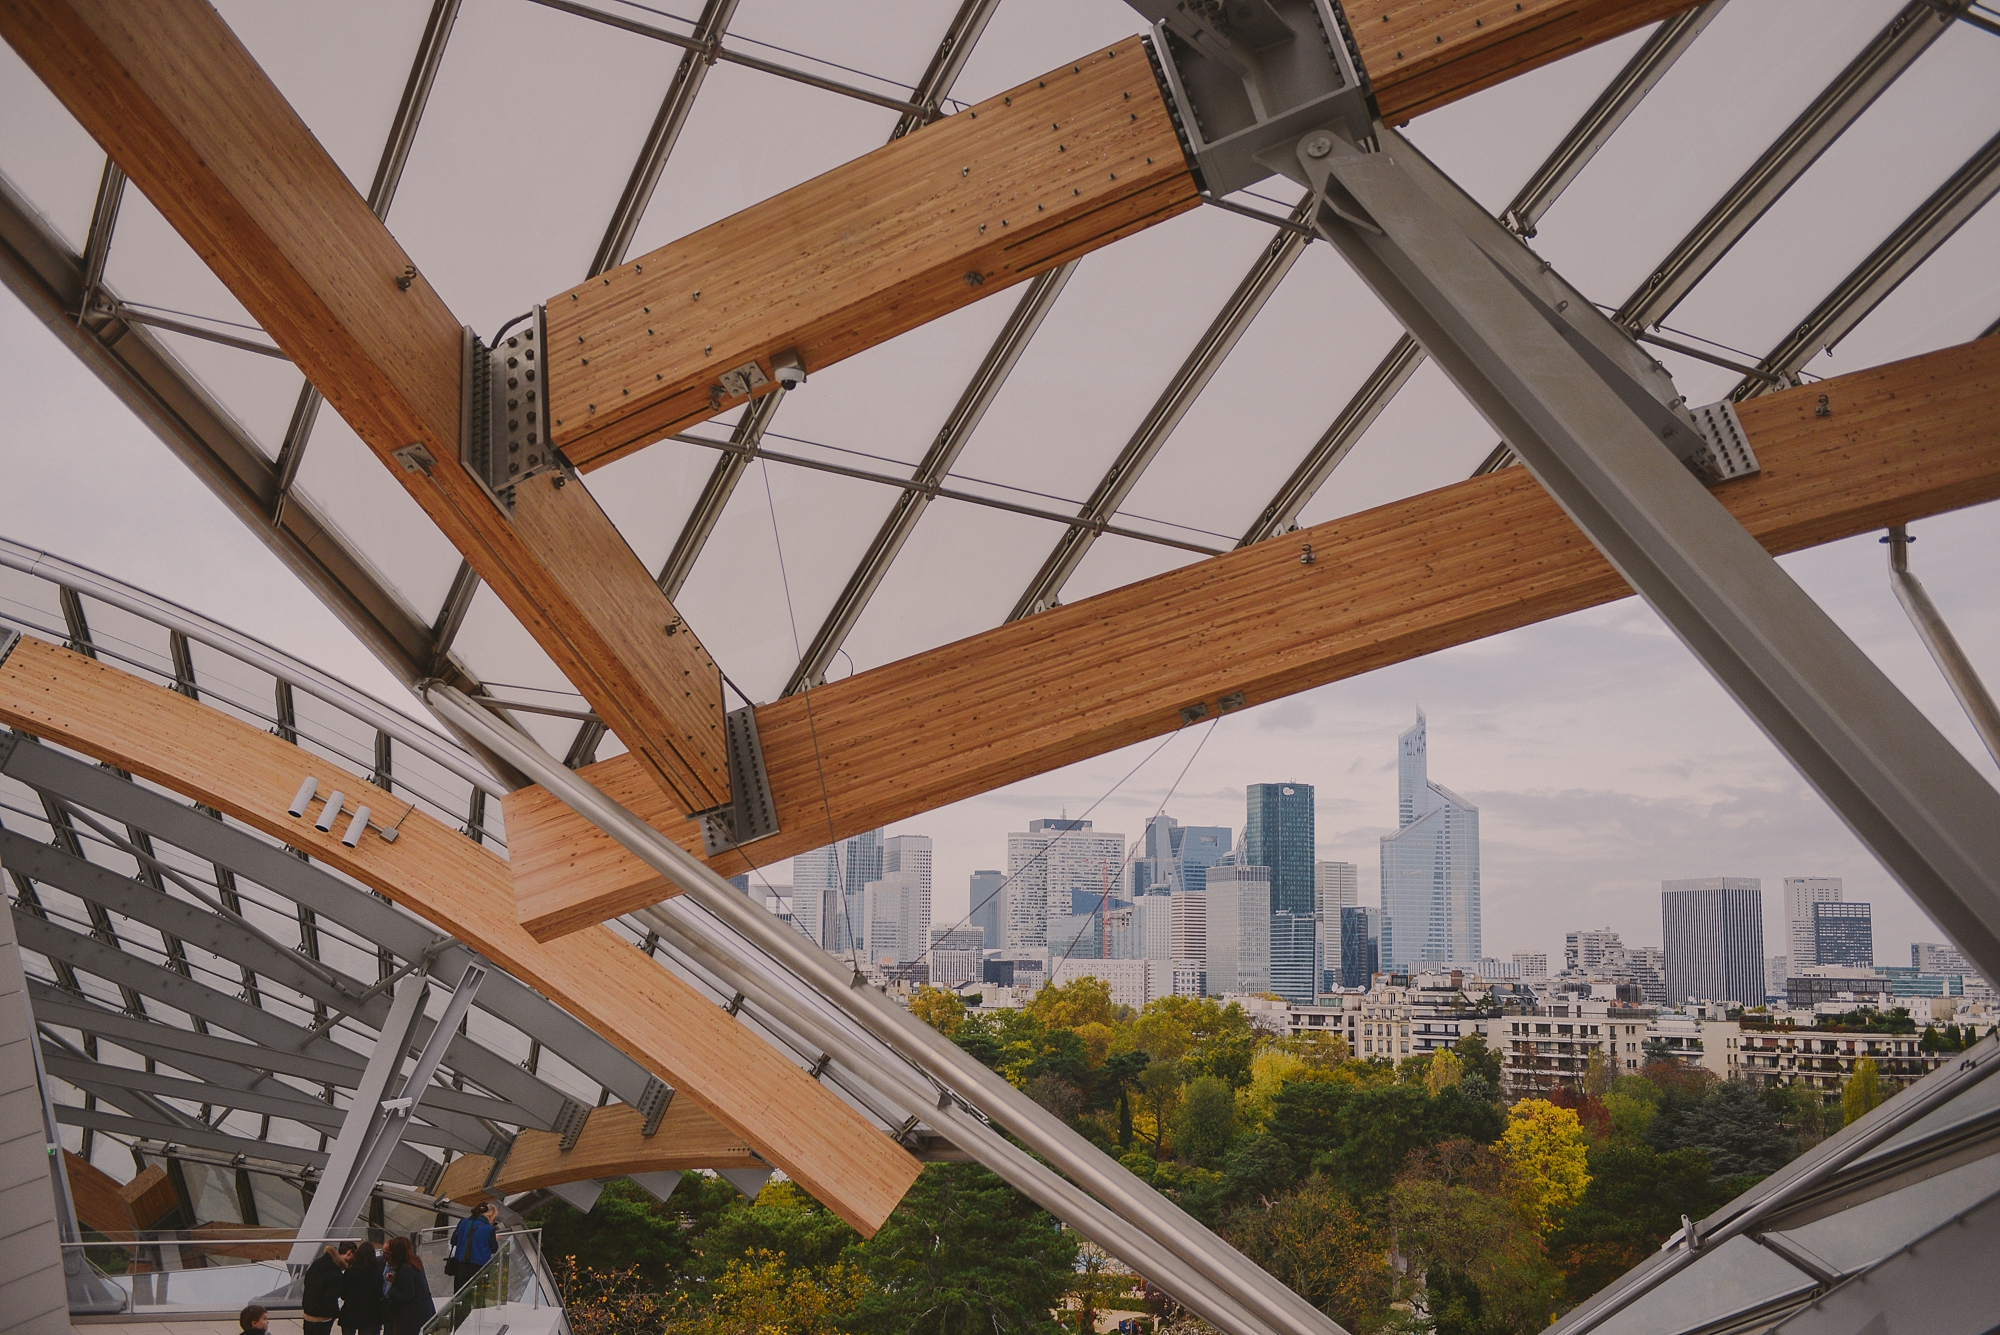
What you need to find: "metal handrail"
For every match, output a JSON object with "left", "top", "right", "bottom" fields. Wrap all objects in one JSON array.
[{"left": 0, "top": 536, "right": 507, "bottom": 798}]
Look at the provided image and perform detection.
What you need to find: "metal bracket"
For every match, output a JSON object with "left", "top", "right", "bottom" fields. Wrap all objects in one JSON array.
[
  {"left": 479, "top": 1133, "right": 516, "bottom": 1192},
  {"left": 461, "top": 308, "right": 563, "bottom": 513},
  {"left": 551, "top": 1098, "right": 589, "bottom": 1152},
  {"left": 1131, "top": 0, "right": 1375, "bottom": 196},
  {"left": 413, "top": 1157, "right": 444, "bottom": 1196},
  {"left": 0, "top": 625, "right": 19, "bottom": 670},
  {"left": 1687, "top": 399, "right": 1760, "bottom": 482},
  {"left": 696, "top": 704, "right": 780, "bottom": 855},
  {"left": 636, "top": 1076, "right": 676, "bottom": 1136}
]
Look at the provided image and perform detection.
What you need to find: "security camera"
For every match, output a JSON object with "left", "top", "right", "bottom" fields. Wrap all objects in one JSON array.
[{"left": 772, "top": 348, "right": 807, "bottom": 390}]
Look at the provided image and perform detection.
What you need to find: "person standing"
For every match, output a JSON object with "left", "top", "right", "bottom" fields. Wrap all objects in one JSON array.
[
  {"left": 301, "top": 1244, "right": 349, "bottom": 1335},
  {"left": 337, "top": 1241, "right": 386, "bottom": 1335},
  {"left": 447, "top": 1202, "right": 499, "bottom": 1290},
  {"left": 381, "top": 1235, "right": 437, "bottom": 1335}
]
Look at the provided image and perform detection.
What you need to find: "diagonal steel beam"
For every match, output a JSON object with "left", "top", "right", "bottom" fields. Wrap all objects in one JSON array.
[
  {"left": 76, "top": 157, "right": 124, "bottom": 319},
  {"left": 0, "top": 731, "right": 653, "bottom": 1106},
  {"left": 1614, "top": 0, "right": 1957, "bottom": 332},
  {"left": 1009, "top": 198, "right": 1316, "bottom": 619},
  {"left": 782, "top": 261, "right": 1077, "bottom": 693},
  {"left": 270, "top": 0, "right": 463, "bottom": 526},
  {"left": 54, "top": 1103, "right": 335, "bottom": 1170},
  {"left": 891, "top": 0, "right": 1004, "bottom": 138},
  {"left": 1733, "top": 125, "right": 2000, "bottom": 398},
  {"left": 0, "top": 174, "right": 476, "bottom": 695},
  {"left": 1240, "top": 4, "right": 1729, "bottom": 541},
  {"left": 1502, "top": 1, "right": 1730, "bottom": 236}
]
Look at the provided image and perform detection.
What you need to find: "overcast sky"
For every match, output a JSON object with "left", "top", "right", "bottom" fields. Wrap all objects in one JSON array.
[{"left": 2, "top": 0, "right": 1997, "bottom": 975}]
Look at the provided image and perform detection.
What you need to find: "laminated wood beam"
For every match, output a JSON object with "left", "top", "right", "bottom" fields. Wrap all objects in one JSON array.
[
  {"left": 435, "top": 1102, "right": 757, "bottom": 1206},
  {"left": 0, "top": 636, "right": 921, "bottom": 1235},
  {"left": 0, "top": 0, "right": 731, "bottom": 816},
  {"left": 508, "top": 336, "right": 2000, "bottom": 938},
  {"left": 545, "top": 37, "right": 1199, "bottom": 470},
  {"left": 1346, "top": 0, "right": 1702, "bottom": 125}
]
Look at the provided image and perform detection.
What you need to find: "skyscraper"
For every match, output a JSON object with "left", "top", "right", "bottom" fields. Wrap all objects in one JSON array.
[
  {"left": 966, "top": 869, "right": 1006, "bottom": 953},
  {"left": 1812, "top": 900, "right": 1873, "bottom": 968},
  {"left": 1661, "top": 877, "right": 1765, "bottom": 1006},
  {"left": 1315, "top": 861, "right": 1359, "bottom": 992},
  {"left": 1785, "top": 877, "right": 1842, "bottom": 969},
  {"left": 791, "top": 844, "right": 840, "bottom": 947},
  {"left": 1380, "top": 712, "right": 1481, "bottom": 968},
  {"left": 1565, "top": 928, "right": 1624, "bottom": 973},
  {"left": 864, "top": 835, "right": 932, "bottom": 971},
  {"left": 1246, "top": 783, "right": 1316, "bottom": 1002},
  {"left": 1006, "top": 818, "right": 1125, "bottom": 948},
  {"left": 1170, "top": 891, "right": 1208, "bottom": 966},
  {"left": 1205, "top": 864, "right": 1272, "bottom": 996},
  {"left": 1176, "top": 826, "right": 1233, "bottom": 896},
  {"left": 1340, "top": 906, "right": 1380, "bottom": 988}
]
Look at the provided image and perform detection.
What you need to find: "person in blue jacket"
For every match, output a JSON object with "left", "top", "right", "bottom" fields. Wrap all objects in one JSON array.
[
  {"left": 447, "top": 1202, "right": 499, "bottom": 1290},
  {"left": 380, "top": 1235, "right": 436, "bottom": 1335}
]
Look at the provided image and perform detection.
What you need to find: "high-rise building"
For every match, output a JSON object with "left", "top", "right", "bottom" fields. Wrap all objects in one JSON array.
[
  {"left": 1627, "top": 945, "right": 1667, "bottom": 1005},
  {"left": 1512, "top": 952, "right": 1549, "bottom": 979},
  {"left": 929, "top": 928, "right": 985, "bottom": 988},
  {"left": 1170, "top": 890, "right": 1208, "bottom": 965},
  {"left": 1662, "top": 878, "right": 1765, "bottom": 1006},
  {"left": 1206, "top": 864, "right": 1271, "bottom": 996},
  {"left": 1913, "top": 941, "right": 1975, "bottom": 976},
  {"left": 966, "top": 870, "right": 1006, "bottom": 956},
  {"left": 1006, "top": 819, "right": 1125, "bottom": 949},
  {"left": 1380, "top": 712, "right": 1481, "bottom": 968},
  {"left": 1177, "top": 826, "right": 1233, "bottom": 896},
  {"left": 1785, "top": 877, "right": 1842, "bottom": 969},
  {"left": 1315, "top": 861, "right": 1358, "bottom": 992},
  {"left": 1340, "top": 906, "right": 1380, "bottom": 988},
  {"left": 1768, "top": 955, "right": 1790, "bottom": 1000},
  {"left": 791, "top": 844, "right": 840, "bottom": 947},
  {"left": 1812, "top": 900, "right": 1873, "bottom": 968},
  {"left": 1247, "top": 783, "right": 1316, "bottom": 1004},
  {"left": 1121, "top": 890, "right": 1174, "bottom": 961},
  {"left": 862, "top": 835, "right": 932, "bottom": 971}
]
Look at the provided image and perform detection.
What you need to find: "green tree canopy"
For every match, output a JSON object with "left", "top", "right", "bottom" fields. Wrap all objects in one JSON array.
[{"left": 1546, "top": 1143, "right": 1732, "bottom": 1302}]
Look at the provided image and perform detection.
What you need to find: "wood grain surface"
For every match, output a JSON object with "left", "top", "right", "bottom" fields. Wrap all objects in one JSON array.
[{"left": 509, "top": 336, "right": 2000, "bottom": 937}]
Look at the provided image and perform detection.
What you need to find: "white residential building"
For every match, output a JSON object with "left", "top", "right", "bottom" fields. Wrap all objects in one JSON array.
[
  {"left": 1315, "top": 860, "right": 1359, "bottom": 991},
  {"left": 1513, "top": 952, "right": 1549, "bottom": 979},
  {"left": 929, "top": 927, "right": 984, "bottom": 989},
  {"left": 1051, "top": 958, "right": 1162, "bottom": 1010}
]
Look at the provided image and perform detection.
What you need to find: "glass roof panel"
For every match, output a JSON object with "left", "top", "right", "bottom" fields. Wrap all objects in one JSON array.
[
  {"left": 1290, "top": 358, "right": 1494, "bottom": 528},
  {"left": 443, "top": 581, "right": 586, "bottom": 760},
  {"left": 1775, "top": 1150, "right": 2000, "bottom": 1275},
  {"left": 673, "top": 461, "right": 902, "bottom": 700},
  {"left": 585, "top": 402, "right": 747, "bottom": 575},
  {"left": 287, "top": 411, "right": 466, "bottom": 626},
  {"left": 725, "top": 0, "right": 955, "bottom": 107},
  {"left": 0, "top": 40, "right": 103, "bottom": 251},
  {"left": 838, "top": 499, "right": 1059, "bottom": 673},
  {"left": 1798, "top": 196, "right": 2000, "bottom": 378},
  {"left": 1527, "top": 0, "right": 1907, "bottom": 309},
  {"left": 384, "top": 0, "right": 689, "bottom": 337},
  {"left": 950, "top": 205, "right": 1279, "bottom": 503},
  {"left": 1112, "top": 239, "right": 1409, "bottom": 544},
  {"left": 1059, "top": 535, "right": 1199, "bottom": 607},
  {"left": 1670, "top": 25, "right": 2000, "bottom": 360},
  {"left": 209, "top": 0, "right": 433, "bottom": 203},
  {"left": 621, "top": 58, "right": 901, "bottom": 260},
  {"left": 947, "top": 0, "right": 1156, "bottom": 107}
]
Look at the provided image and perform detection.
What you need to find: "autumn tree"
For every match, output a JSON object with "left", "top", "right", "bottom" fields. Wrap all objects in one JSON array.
[
  {"left": 666, "top": 1250, "right": 869, "bottom": 1335},
  {"left": 1426, "top": 1048, "right": 1465, "bottom": 1097},
  {"left": 1222, "top": 1177, "right": 1393, "bottom": 1332},
  {"left": 1498, "top": 1099, "right": 1590, "bottom": 1232},
  {"left": 1172, "top": 1075, "right": 1238, "bottom": 1166},
  {"left": 1843, "top": 1057, "right": 1885, "bottom": 1125},
  {"left": 910, "top": 985, "right": 968, "bottom": 1038},
  {"left": 1390, "top": 1140, "right": 1562, "bottom": 1334}
]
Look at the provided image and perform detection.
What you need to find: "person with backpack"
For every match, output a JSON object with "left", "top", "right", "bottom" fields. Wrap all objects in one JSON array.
[
  {"left": 337, "top": 1241, "right": 386, "bottom": 1335},
  {"left": 446, "top": 1202, "right": 499, "bottom": 1290},
  {"left": 381, "top": 1236, "right": 436, "bottom": 1335}
]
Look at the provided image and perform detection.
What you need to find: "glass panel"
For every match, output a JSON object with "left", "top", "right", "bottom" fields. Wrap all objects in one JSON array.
[
  {"left": 1589, "top": 1235, "right": 1813, "bottom": 1335},
  {"left": 1291, "top": 358, "right": 1493, "bottom": 528},
  {"left": 0, "top": 39, "right": 104, "bottom": 251},
  {"left": 425, "top": 1231, "right": 570, "bottom": 1335},
  {"left": 1772, "top": 1151, "right": 2000, "bottom": 1276}
]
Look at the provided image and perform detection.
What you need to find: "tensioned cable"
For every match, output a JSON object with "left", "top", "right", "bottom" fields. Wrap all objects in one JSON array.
[
  {"left": 581, "top": 0, "right": 924, "bottom": 94},
  {"left": 754, "top": 459, "right": 861, "bottom": 966}
]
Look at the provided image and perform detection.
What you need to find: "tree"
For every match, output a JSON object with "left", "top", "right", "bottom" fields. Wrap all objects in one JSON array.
[
  {"left": 1649, "top": 1080, "right": 1788, "bottom": 1179},
  {"left": 667, "top": 1250, "right": 870, "bottom": 1335},
  {"left": 531, "top": 1174, "right": 740, "bottom": 1290},
  {"left": 1172, "top": 1075, "right": 1237, "bottom": 1166},
  {"left": 1641, "top": 1035, "right": 1673, "bottom": 1066},
  {"left": 910, "top": 986, "right": 968, "bottom": 1038},
  {"left": 1426, "top": 1048, "right": 1465, "bottom": 1097},
  {"left": 1497, "top": 1099, "right": 1590, "bottom": 1232},
  {"left": 1546, "top": 1143, "right": 1731, "bottom": 1303},
  {"left": 1135, "top": 1061, "right": 1185, "bottom": 1152},
  {"left": 1026, "top": 975, "right": 1115, "bottom": 1031},
  {"left": 1454, "top": 1032, "right": 1503, "bottom": 1090},
  {"left": 1222, "top": 1177, "right": 1393, "bottom": 1332},
  {"left": 1390, "top": 1142, "right": 1562, "bottom": 1335},
  {"left": 1843, "top": 1057, "right": 1885, "bottom": 1125},
  {"left": 849, "top": 1163, "right": 1077, "bottom": 1335},
  {"left": 692, "top": 1179, "right": 857, "bottom": 1279},
  {"left": 1582, "top": 1049, "right": 1611, "bottom": 1100}
]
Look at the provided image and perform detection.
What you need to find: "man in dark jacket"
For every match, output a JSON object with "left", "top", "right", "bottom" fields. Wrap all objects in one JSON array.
[
  {"left": 447, "top": 1202, "right": 499, "bottom": 1290},
  {"left": 300, "top": 1244, "right": 349, "bottom": 1335}
]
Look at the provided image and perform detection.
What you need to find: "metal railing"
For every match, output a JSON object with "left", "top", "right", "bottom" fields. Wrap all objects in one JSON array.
[{"left": 425, "top": 1230, "right": 569, "bottom": 1335}]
